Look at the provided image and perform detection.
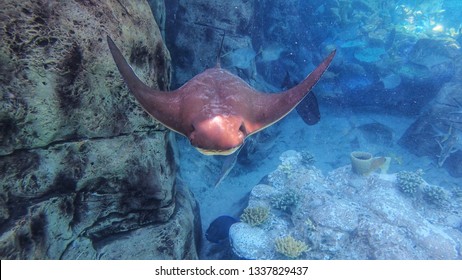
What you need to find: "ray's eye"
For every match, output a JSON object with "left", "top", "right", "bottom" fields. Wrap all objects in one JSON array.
[{"left": 239, "top": 123, "right": 246, "bottom": 135}]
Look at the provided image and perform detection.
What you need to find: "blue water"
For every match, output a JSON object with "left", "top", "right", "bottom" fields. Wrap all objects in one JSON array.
[{"left": 165, "top": 0, "right": 462, "bottom": 259}]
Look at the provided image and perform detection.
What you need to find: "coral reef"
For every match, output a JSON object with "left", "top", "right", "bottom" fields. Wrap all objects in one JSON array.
[
  {"left": 229, "top": 150, "right": 462, "bottom": 260},
  {"left": 300, "top": 150, "right": 315, "bottom": 165},
  {"left": 274, "top": 236, "right": 309, "bottom": 259},
  {"left": 229, "top": 222, "right": 273, "bottom": 259},
  {"left": 453, "top": 187, "right": 462, "bottom": 199},
  {"left": 279, "top": 162, "right": 294, "bottom": 178},
  {"left": 423, "top": 185, "right": 448, "bottom": 206},
  {"left": 304, "top": 218, "right": 317, "bottom": 231},
  {"left": 399, "top": 81, "right": 462, "bottom": 177},
  {"left": 397, "top": 169, "right": 424, "bottom": 194},
  {"left": 271, "top": 190, "right": 300, "bottom": 212},
  {"left": 240, "top": 206, "right": 270, "bottom": 227},
  {"left": 275, "top": 150, "right": 304, "bottom": 180}
]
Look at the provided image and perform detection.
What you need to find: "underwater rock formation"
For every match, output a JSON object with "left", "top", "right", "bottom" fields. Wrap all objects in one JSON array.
[
  {"left": 400, "top": 80, "right": 462, "bottom": 177},
  {"left": 165, "top": 0, "right": 255, "bottom": 87},
  {"left": 147, "top": 0, "right": 167, "bottom": 39},
  {"left": 0, "top": 0, "right": 201, "bottom": 259},
  {"left": 394, "top": 12, "right": 462, "bottom": 177},
  {"left": 229, "top": 150, "right": 462, "bottom": 259}
]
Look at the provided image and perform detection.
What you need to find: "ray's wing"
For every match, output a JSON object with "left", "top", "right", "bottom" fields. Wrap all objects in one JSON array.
[
  {"left": 107, "top": 36, "right": 185, "bottom": 135},
  {"left": 244, "top": 50, "right": 336, "bottom": 135}
]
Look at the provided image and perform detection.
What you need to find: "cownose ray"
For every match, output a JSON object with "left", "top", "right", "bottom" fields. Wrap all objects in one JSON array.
[{"left": 107, "top": 36, "right": 336, "bottom": 156}]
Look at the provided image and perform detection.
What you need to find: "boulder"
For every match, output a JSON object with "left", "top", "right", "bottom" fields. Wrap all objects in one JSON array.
[
  {"left": 0, "top": 0, "right": 200, "bottom": 259},
  {"left": 399, "top": 81, "right": 462, "bottom": 177}
]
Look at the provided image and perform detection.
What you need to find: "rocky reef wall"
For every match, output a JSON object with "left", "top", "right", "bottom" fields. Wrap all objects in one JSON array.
[
  {"left": 230, "top": 150, "right": 462, "bottom": 259},
  {"left": 165, "top": 0, "right": 255, "bottom": 87},
  {"left": 0, "top": 0, "right": 200, "bottom": 259},
  {"left": 148, "top": 0, "right": 167, "bottom": 39}
]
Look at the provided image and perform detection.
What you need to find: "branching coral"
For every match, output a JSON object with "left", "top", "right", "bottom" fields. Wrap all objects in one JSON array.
[
  {"left": 274, "top": 235, "right": 309, "bottom": 259},
  {"left": 279, "top": 162, "right": 293, "bottom": 177},
  {"left": 397, "top": 169, "right": 424, "bottom": 194},
  {"left": 304, "top": 217, "right": 316, "bottom": 231},
  {"left": 423, "top": 185, "right": 447, "bottom": 206},
  {"left": 300, "top": 150, "right": 315, "bottom": 165},
  {"left": 271, "top": 190, "right": 300, "bottom": 211},
  {"left": 240, "top": 206, "right": 269, "bottom": 226},
  {"left": 453, "top": 186, "right": 462, "bottom": 198}
]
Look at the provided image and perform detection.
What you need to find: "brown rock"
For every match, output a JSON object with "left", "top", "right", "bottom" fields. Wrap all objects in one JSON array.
[{"left": 0, "top": 0, "right": 200, "bottom": 259}]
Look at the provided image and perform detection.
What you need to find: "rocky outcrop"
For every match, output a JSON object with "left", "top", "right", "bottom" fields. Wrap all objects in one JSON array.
[
  {"left": 230, "top": 151, "right": 462, "bottom": 259},
  {"left": 165, "top": 0, "right": 255, "bottom": 87},
  {"left": 148, "top": 0, "right": 167, "bottom": 39},
  {"left": 0, "top": 0, "right": 200, "bottom": 259},
  {"left": 399, "top": 53, "right": 462, "bottom": 177}
]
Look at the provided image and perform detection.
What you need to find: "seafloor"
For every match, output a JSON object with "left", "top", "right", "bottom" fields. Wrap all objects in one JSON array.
[{"left": 177, "top": 109, "right": 462, "bottom": 259}]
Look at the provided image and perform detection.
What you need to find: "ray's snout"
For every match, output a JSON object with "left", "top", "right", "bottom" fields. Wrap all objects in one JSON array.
[{"left": 189, "top": 115, "right": 246, "bottom": 155}]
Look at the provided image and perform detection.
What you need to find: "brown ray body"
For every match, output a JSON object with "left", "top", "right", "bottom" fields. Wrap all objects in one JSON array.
[{"left": 107, "top": 36, "right": 335, "bottom": 155}]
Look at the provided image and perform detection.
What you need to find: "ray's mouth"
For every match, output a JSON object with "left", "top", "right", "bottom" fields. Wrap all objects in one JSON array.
[{"left": 195, "top": 145, "right": 241, "bottom": 156}]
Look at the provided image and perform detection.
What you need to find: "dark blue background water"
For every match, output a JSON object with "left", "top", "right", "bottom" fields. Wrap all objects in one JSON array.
[{"left": 162, "top": 0, "right": 462, "bottom": 259}]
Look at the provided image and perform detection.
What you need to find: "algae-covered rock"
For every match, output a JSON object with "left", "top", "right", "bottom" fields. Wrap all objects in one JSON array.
[
  {"left": 229, "top": 222, "right": 274, "bottom": 259},
  {"left": 0, "top": 0, "right": 200, "bottom": 259},
  {"left": 0, "top": 0, "right": 171, "bottom": 155},
  {"left": 230, "top": 151, "right": 462, "bottom": 260},
  {"left": 399, "top": 80, "right": 462, "bottom": 177},
  {"left": 148, "top": 0, "right": 167, "bottom": 38}
]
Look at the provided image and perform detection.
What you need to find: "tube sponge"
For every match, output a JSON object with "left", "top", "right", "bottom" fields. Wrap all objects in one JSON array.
[
  {"left": 350, "top": 151, "right": 373, "bottom": 175},
  {"left": 350, "top": 151, "right": 389, "bottom": 175}
]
